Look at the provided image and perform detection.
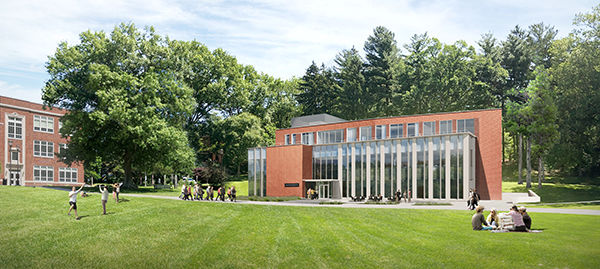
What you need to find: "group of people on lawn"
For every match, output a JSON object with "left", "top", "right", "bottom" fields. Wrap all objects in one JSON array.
[
  {"left": 180, "top": 184, "right": 237, "bottom": 202},
  {"left": 67, "top": 182, "right": 122, "bottom": 219},
  {"left": 472, "top": 205, "right": 532, "bottom": 231}
]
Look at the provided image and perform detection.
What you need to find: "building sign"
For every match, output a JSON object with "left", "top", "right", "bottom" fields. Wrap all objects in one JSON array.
[{"left": 284, "top": 183, "right": 299, "bottom": 187}]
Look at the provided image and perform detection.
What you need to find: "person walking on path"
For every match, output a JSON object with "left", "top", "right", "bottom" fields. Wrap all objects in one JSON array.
[
  {"left": 68, "top": 183, "right": 85, "bottom": 220},
  {"left": 231, "top": 186, "right": 237, "bottom": 202},
  {"left": 99, "top": 185, "right": 109, "bottom": 215},
  {"left": 407, "top": 190, "right": 412, "bottom": 203}
]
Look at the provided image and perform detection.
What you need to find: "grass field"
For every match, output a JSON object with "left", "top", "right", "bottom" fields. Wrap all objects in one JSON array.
[
  {"left": 1, "top": 186, "right": 599, "bottom": 268},
  {"left": 503, "top": 181, "right": 600, "bottom": 203}
]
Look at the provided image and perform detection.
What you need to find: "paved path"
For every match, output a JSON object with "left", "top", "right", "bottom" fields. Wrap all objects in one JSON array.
[{"left": 119, "top": 193, "right": 600, "bottom": 216}]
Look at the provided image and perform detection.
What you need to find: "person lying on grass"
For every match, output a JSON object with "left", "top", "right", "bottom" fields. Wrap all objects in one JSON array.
[
  {"left": 68, "top": 183, "right": 85, "bottom": 220},
  {"left": 472, "top": 205, "right": 493, "bottom": 230}
]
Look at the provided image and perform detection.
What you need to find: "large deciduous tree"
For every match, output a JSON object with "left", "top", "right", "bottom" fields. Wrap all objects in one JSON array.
[{"left": 43, "top": 23, "right": 195, "bottom": 188}]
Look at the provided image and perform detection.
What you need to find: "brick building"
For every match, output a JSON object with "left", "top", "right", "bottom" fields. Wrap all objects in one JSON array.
[
  {"left": 1, "top": 96, "right": 84, "bottom": 186},
  {"left": 248, "top": 109, "right": 502, "bottom": 200}
]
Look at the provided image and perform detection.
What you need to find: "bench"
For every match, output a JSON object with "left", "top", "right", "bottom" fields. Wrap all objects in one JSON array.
[{"left": 153, "top": 184, "right": 171, "bottom": 190}]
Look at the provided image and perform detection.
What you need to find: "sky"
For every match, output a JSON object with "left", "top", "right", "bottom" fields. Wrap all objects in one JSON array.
[{"left": 0, "top": 0, "right": 597, "bottom": 103}]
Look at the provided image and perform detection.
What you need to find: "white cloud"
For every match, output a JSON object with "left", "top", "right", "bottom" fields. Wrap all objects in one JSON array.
[
  {"left": 0, "top": 0, "right": 597, "bottom": 102},
  {"left": 0, "top": 81, "right": 42, "bottom": 103}
]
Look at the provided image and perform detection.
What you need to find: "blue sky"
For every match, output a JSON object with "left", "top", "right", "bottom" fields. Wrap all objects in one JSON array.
[{"left": 0, "top": 0, "right": 596, "bottom": 103}]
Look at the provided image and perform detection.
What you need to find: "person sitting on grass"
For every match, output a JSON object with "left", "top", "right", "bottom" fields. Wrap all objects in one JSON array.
[
  {"left": 68, "top": 183, "right": 85, "bottom": 220},
  {"left": 99, "top": 185, "right": 109, "bottom": 215},
  {"left": 508, "top": 205, "right": 527, "bottom": 232},
  {"left": 520, "top": 207, "right": 532, "bottom": 230},
  {"left": 486, "top": 208, "right": 499, "bottom": 228},
  {"left": 472, "top": 205, "right": 492, "bottom": 230}
]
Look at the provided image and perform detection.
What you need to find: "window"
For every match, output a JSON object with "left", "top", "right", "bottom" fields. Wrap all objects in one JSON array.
[
  {"left": 34, "top": 166, "right": 53, "bottom": 181},
  {"left": 291, "top": 134, "right": 296, "bottom": 145},
  {"left": 439, "top": 120, "right": 452, "bottom": 134},
  {"left": 285, "top": 134, "right": 290, "bottom": 145},
  {"left": 59, "top": 167, "right": 78, "bottom": 182},
  {"left": 346, "top": 128, "right": 357, "bottom": 142},
  {"left": 34, "top": 141, "right": 54, "bottom": 158},
  {"left": 317, "top": 129, "right": 344, "bottom": 144},
  {"left": 390, "top": 124, "right": 403, "bottom": 138},
  {"left": 407, "top": 123, "right": 419, "bottom": 137},
  {"left": 375, "top": 125, "right": 387, "bottom": 139},
  {"left": 359, "top": 126, "right": 372, "bottom": 141},
  {"left": 457, "top": 119, "right": 475, "bottom": 134},
  {"left": 301, "top": 132, "right": 314, "bottom": 145},
  {"left": 8, "top": 117, "right": 22, "bottom": 139},
  {"left": 423, "top": 121, "right": 436, "bottom": 136},
  {"left": 11, "top": 151, "right": 19, "bottom": 162},
  {"left": 34, "top": 115, "right": 54, "bottom": 133}
]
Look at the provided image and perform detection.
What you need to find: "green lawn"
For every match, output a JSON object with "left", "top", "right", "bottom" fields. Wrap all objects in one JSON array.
[
  {"left": 524, "top": 202, "right": 600, "bottom": 210},
  {"left": 1, "top": 186, "right": 599, "bottom": 268},
  {"left": 503, "top": 181, "right": 600, "bottom": 203}
]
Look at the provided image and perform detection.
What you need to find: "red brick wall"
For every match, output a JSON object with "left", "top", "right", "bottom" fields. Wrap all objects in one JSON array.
[
  {"left": 1, "top": 96, "right": 85, "bottom": 186},
  {"left": 266, "top": 145, "right": 307, "bottom": 197},
  {"left": 270, "top": 109, "right": 502, "bottom": 200}
]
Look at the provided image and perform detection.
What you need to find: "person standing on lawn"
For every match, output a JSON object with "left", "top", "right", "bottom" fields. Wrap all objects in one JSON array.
[
  {"left": 113, "top": 182, "right": 123, "bottom": 203},
  {"left": 68, "top": 183, "right": 85, "bottom": 220},
  {"left": 99, "top": 185, "right": 109, "bottom": 215}
]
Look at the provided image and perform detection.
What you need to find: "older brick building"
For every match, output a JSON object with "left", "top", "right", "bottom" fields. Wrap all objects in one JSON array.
[
  {"left": 248, "top": 109, "right": 502, "bottom": 200},
  {"left": 1, "top": 96, "right": 84, "bottom": 186}
]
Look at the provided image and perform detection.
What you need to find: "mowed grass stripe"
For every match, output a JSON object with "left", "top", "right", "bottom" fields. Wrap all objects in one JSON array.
[{"left": 0, "top": 186, "right": 599, "bottom": 268}]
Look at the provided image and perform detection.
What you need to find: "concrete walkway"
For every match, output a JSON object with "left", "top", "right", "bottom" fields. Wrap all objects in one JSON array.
[{"left": 119, "top": 193, "right": 600, "bottom": 216}]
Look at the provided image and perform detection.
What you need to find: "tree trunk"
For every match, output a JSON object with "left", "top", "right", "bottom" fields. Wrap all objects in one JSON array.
[
  {"left": 526, "top": 137, "right": 532, "bottom": 188},
  {"left": 237, "top": 163, "right": 241, "bottom": 176},
  {"left": 538, "top": 157, "right": 544, "bottom": 188},
  {"left": 518, "top": 134, "right": 523, "bottom": 184},
  {"left": 151, "top": 174, "right": 155, "bottom": 185},
  {"left": 122, "top": 151, "right": 136, "bottom": 189}
]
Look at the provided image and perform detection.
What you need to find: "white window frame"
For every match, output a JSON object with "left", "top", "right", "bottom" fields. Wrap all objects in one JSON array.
[
  {"left": 407, "top": 123, "right": 419, "bottom": 137},
  {"left": 33, "top": 115, "right": 54, "bottom": 133},
  {"left": 359, "top": 126, "right": 372, "bottom": 141},
  {"left": 390, "top": 124, "right": 404, "bottom": 138},
  {"left": 301, "top": 132, "right": 314, "bottom": 145},
  {"left": 346, "top": 128, "right": 357, "bottom": 142},
  {"left": 34, "top": 166, "right": 54, "bottom": 181},
  {"left": 439, "top": 120, "right": 452, "bottom": 134},
  {"left": 59, "top": 167, "right": 78, "bottom": 183},
  {"left": 34, "top": 140, "right": 54, "bottom": 158},
  {"left": 285, "top": 134, "right": 290, "bottom": 145},
  {"left": 375, "top": 125, "right": 387, "bottom": 140},
  {"left": 8, "top": 116, "right": 23, "bottom": 139},
  {"left": 423, "top": 121, "right": 436, "bottom": 136},
  {"left": 457, "top": 119, "right": 475, "bottom": 134}
]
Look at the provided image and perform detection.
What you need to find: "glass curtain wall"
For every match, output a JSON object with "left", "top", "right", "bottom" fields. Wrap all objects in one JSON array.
[
  {"left": 247, "top": 147, "right": 267, "bottom": 196},
  {"left": 304, "top": 133, "right": 471, "bottom": 200}
]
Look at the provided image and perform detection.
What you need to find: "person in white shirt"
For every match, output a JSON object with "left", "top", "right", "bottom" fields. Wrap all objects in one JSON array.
[
  {"left": 113, "top": 182, "right": 123, "bottom": 203},
  {"left": 99, "top": 185, "right": 109, "bottom": 215},
  {"left": 68, "top": 183, "right": 85, "bottom": 220}
]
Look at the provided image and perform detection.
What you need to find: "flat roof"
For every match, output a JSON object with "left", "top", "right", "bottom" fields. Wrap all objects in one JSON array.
[{"left": 279, "top": 108, "right": 501, "bottom": 131}]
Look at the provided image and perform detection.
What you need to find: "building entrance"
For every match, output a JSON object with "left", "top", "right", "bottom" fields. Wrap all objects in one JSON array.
[
  {"left": 317, "top": 182, "right": 330, "bottom": 199},
  {"left": 9, "top": 171, "right": 20, "bottom": 186}
]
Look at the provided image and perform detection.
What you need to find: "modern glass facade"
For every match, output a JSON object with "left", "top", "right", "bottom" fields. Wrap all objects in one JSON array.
[
  {"left": 247, "top": 147, "right": 267, "bottom": 196},
  {"left": 312, "top": 133, "right": 475, "bottom": 199}
]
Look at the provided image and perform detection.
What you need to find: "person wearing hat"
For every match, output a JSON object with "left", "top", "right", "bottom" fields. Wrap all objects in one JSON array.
[{"left": 472, "top": 205, "right": 492, "bottom": 230}]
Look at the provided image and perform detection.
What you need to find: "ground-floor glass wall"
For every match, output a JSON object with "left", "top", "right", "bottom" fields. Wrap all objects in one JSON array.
[
  {"left": 330, "top": 134, "right": 474, "bottom": 200},
  {"left": 248, "top": 147, "right": 266, "bottom": 196}
]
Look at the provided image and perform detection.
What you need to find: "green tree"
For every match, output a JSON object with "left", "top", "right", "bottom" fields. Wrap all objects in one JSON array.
[
  {"left": 525, "top": 68, "right": 558, "bottom": 187},
  {"left": 547, "top": 5, "right": 600, "bottom": 176},
  {"left": 528, "top": 23, "right": 558, "bottom": 69},
  {"left": 334, "top": 47, "right": 367, "bottom": 120},
  {"left": 43, "top": 23, "right": 195, "bottom": 188},
  {"left": 363, "top": 26, "right": 403, "bottom": 116},
  {"left": 297, "top": 62, "right": 340, "bottom": 116}
]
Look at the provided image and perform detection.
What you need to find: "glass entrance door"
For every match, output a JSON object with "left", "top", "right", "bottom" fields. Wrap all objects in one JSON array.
[
  {"left": 10, "top": 171, "right": 20, "bottom": 186},
  {"left": 318, "top": 183, "right": 330, "bottom": 199}
]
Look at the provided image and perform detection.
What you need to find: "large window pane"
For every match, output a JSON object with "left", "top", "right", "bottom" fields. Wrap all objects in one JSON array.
[
  {"left": 347, "top": 128, "right": 357, "bottom": 142},
  {"left": 360, "top": 126, "right": 372, "bottom": 141},
  {"left": 375, "top": 125, "right": 387, "bottom": 140}
]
